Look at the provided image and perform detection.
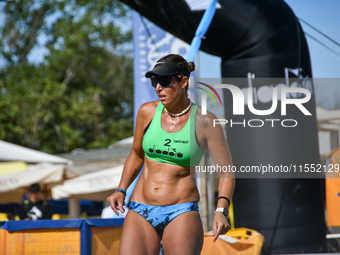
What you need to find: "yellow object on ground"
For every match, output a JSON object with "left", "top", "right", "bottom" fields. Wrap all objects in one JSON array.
[
  {"left": 51, "top": 214, "right": 61, "bottom": 220},
  {"left": 201, "top": 228, "right": 265, "bottom": 255},
  {"left": 0, "top": 213, "right": 8, "bottom": 221},
  {"left": 0, "top": 213, "right": 19, "bottom": 221},
  {"left": 0, "top": 162, "right": 28, "bottom": 176},
  {"left": 325, "top": 148, "right": 340, "bottom": 226}
]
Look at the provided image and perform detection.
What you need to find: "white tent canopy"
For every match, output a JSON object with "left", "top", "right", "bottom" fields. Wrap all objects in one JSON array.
[
  {"left": 0, "top": 163, "right": 78, "bottom": 204},
  {"left": 51, "top": 165, "right": 123, "bottom": 201},
  {"left": 316, "top": 107, "right": 340, "bottom": 131},
  {"left": 0, "top": 140, "right": 69, "bottom": 163}
]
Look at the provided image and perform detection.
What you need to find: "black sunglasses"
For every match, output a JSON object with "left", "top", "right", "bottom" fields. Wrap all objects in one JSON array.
[{"left": 150, "top": 75, "right": 183, "bottom": 88}]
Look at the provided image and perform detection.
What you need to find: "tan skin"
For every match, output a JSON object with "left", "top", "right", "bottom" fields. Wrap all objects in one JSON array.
[
  {"left": 29, "top": 192, "right": 40, "bottom": 203},
  {"left": 107, "top": 74, "right": 235, "bottom": 255}
]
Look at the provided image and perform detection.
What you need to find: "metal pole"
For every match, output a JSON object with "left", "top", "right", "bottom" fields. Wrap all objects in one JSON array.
[{"left": 68, "top": 198, "right": 80, "bottom": 219}]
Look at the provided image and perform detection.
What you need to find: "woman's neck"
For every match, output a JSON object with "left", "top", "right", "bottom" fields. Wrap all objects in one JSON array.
[{"left": 164, "top": 97, "right": 191, "bottom": 117}]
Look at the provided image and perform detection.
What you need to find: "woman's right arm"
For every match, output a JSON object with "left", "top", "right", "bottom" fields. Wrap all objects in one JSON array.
[{"left": 106, "top": 102, "right": 155, "bottom": 216}]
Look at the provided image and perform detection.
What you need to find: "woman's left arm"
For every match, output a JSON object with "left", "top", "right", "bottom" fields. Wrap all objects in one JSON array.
[{"left": 200, "top": 111, "right": 235, "bottom": 242}]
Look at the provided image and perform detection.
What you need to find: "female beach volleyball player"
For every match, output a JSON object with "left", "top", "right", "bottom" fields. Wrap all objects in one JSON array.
[{"left": 107, "top": 54, "right": 235, "bottom": 255}]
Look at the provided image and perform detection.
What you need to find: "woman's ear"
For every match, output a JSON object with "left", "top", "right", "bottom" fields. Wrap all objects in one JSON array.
[{"left": 181, "top": 76, "right": 189, "bottom": 89}]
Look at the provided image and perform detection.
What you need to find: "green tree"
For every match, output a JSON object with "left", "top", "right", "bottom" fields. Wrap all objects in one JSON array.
[
  {"left": 0, "top": 0, "right": 56, "bottom": 65},
  {"left": 0, "top": 0, "right": 133, "bottom": 153}
]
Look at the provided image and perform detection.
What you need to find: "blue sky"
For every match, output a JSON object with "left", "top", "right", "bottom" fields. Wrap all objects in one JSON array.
[
  {"left": 2, "top": 1, "right": 337, "bottom": 78},
  {"left": 199, "top": 0, "right": 340, "bottom": 79},
  {"left": 285, "top": 0, "right": 340, "bottom": 78},
  {"left": 1, "top": 0, "right": 338, "bottom": 106}
]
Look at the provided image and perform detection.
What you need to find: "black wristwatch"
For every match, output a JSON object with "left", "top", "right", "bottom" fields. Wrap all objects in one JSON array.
[{"left": 215, "top": 207, "right": 229, "bottom": 217}]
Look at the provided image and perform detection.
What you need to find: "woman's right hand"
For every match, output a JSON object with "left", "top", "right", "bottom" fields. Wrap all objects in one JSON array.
[{"left": 107, "top": 192, "right": 126, "bottom": 216}]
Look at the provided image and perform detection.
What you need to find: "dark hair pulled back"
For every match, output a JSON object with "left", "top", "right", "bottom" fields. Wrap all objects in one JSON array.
[{"left": 161, "top": 54, "right": 195, "bottom": 94}]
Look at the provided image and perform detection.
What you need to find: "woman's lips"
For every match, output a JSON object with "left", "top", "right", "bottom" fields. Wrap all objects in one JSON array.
[{"left": 159, "top": 95, "right": 166, "bottom": 100}]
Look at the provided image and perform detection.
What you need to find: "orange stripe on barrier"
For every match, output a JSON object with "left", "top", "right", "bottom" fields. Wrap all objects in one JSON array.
[
  {"left": 92, "top": 232, "right": 122, "bottom": 243},
  {"left": 1, "top": 222, "right": 123, "bottom": 255},
  {"left": 1, "top": 228, "right": 81, "bottom": 255},
  {"left": 91, "top": 226, "right": 122, "bottom": 255}
]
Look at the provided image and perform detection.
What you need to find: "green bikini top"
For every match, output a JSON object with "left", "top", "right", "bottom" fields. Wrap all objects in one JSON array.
[{"left": 142, "top": 102, "right": 206, "bottom": 167}]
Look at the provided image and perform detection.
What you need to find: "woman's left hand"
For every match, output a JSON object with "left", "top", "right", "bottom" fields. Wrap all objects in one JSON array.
[{"left": 212, "top": 212, "right": 231, "bottom": 242}]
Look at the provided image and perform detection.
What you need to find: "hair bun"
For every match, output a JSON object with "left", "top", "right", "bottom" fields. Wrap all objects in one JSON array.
[{"left": 188, "top": 62, "right": 195, "bottom": 72}]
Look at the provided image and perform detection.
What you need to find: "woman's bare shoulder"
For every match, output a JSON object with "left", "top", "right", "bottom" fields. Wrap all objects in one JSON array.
[
  {"left": 195, "top": 105, "right": 219, "bottom": 129},
  {"left": 134, "top": 101, "right": 160, "bottom": 140},
  {"left": 137, "top": 101, "right": 160, "bottom": 120}
]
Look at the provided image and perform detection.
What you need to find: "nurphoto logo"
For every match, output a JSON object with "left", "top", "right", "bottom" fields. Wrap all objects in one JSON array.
[{"left": 197, "top": 73, "right": 313, "bottom": 128}]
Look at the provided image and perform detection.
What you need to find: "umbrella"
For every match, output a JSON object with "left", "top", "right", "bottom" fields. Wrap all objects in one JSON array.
[
  {"left": 0, "top": 163, "right": 79, "bottom": 204},
  {"left": 51, "top": 165, "right": 123, "bottom": 201},
  {"left": 0, "top": 140, "right": 69, "bottom": 163}
]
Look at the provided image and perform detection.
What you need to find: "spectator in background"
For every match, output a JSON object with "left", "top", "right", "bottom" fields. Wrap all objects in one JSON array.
[
  {"left": 6, "top": 208, "right": 17, "bottom": 221},
  {"left": 19, "top": 183, "right": 53, "bottom": 220}
]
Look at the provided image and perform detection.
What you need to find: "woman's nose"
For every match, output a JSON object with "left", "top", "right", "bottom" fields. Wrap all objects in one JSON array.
[{"left": 155, "top": 82, "right": 163, "bottom": 90}]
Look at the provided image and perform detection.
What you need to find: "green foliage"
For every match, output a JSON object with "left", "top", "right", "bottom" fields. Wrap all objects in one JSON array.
[{"left": 0, "top": 0, "right": 133, "bottom": 154}]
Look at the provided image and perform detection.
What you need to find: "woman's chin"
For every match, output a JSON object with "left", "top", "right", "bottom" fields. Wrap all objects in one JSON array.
[{"left": 159, "top": 98, "right": 168, "bottom": 104}]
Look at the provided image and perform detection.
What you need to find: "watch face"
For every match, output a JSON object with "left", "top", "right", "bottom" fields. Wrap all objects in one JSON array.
[
  {"left": 216, "top": 207, "right": 229, "bottom": 217},
  {"left": 222, "top": 208, "right": 229, "bottom": 217}
]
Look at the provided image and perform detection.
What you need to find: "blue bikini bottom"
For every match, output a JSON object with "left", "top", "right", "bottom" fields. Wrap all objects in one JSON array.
[{"left": 129, "top": 201, "right": 199, "bottom": 237}]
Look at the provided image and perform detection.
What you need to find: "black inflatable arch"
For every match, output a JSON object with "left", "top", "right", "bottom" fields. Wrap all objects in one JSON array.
[{"left": 121, "top": 0, "right": 327, "bottom": 253}]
